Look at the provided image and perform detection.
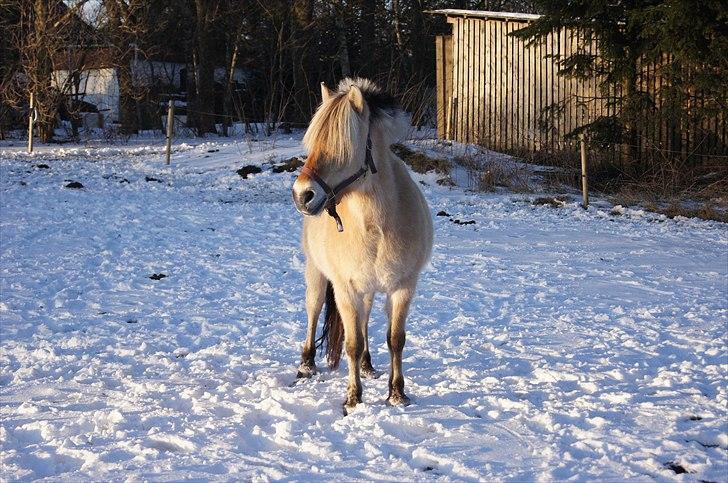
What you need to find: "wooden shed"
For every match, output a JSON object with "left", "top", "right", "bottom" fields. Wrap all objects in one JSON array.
[{"left": 431, "top": 9, "right": 727, "bottom": 161}]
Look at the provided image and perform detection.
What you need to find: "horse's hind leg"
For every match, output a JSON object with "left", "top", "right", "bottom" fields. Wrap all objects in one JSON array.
[
  {"left": 297, "top": 261, "right": 326, "bottom": 378},
  {"left": 360, "top": 292, "right": 377, "bottom": 379},
  {"left": 385, "top": 284, "right": 414, "bottom": 406}
]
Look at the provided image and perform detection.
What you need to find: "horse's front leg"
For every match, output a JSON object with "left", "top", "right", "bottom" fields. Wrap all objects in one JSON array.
[
  {"left": 297, "top": 261, "right": 326, "bottom": 378},
  {"left": 335, "top": 287, "right": 364, "bottom": 413},
  {"left": 385, "top": 284, "right": 414, "bottom": 406}
]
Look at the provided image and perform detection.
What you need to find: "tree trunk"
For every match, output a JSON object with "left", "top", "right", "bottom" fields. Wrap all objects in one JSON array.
[
  {"left": 410, "top": 0, "right": 427, "bottom": 75},
  {"left": 291, "top": 0, "right": 315, "bottom": 121},
  {"left": 335, "top": 1, "right": 351, "bottom": 77},
  {"left": 33, "top": 0, "right": 55, "bottom": 142},
  {"left": 192, "top": 0, "right": 217, "bottom": 136},
  {"left": 223, "top": 37, "right": 240, "bottom": 136},
  {"left": 118, "top": 58, "right": 138, "bottom": 135},
  {"left": 359, "top": 0, "right": 375, "bottom": 77},
  {"left": 392, "top": 0, "right": 404, "bottom": 53}
]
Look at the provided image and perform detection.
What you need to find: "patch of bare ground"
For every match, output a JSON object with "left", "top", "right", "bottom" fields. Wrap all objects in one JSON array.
[
  {"left": 391, "top": 143, "right": 454, "bottom": 185},
  {"left": 456, "top": 152, "right": 532, "bottom": 192},
  {"left": 521, "top": 147, "right": 728, "bottom": 223}
]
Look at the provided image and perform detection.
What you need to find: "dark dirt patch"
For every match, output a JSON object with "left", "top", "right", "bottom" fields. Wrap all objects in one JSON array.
[
  {"left": 237, "top": 165, "right": 262, "bottom": 179},
  {"left": 126, "top": 319, "right": 138, "bottom": 324},
  {"left": 104, "top": 174, "right": 131, "bottom": 184},
  {"left": 452, "top": 219, "right": 475, "bottom": 225},
  {"left": 391, "top": 144, "right": 451, "bottom": 175},
  {"left": 145, "top": 176, "right": 162, "bottom": 183},
  {"left": 65, "top": 181, "right": 84, "bottom": 189},
  {"left": 272, "top": 157, "right": 304, "bottom": 173},
  {"left": 19, "top": 181, "right": 27, "bottom": 186},
  {"left": 664, "top": 462, "right": 689, "bottom": 474},
  {"left": 149, "top": 273, "right": 167, "bottom": 280},
  {"left": 36, "top": 164, "right": 50, "bottom": 169},
  {"left": 207, "top": 149, "right": 219, "bottom": 153},
  {"left": 437, "top": 210, "right": 451, "bottom": 217}
]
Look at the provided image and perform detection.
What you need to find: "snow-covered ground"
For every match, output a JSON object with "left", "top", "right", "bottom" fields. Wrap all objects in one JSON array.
[{"left": 1, "top": 133, "right": 726, "bottom": 482}]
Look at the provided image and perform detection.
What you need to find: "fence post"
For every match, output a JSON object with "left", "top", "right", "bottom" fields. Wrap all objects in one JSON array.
[
  {"left": 27, "top": 92, "right": 35, "bottom": 153},
  {"left": 580, "top": 133, "right": 589, "bottom": 209},
  {"left": 165, "top": 99, "right": 174, "bottom": 165}
]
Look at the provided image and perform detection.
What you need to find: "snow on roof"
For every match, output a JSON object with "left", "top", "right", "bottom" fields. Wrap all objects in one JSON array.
[{"left": 427, "top": 9, "right": 542, "bottom": 22}]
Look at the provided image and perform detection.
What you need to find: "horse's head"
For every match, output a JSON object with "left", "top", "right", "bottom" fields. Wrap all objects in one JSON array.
[{"left": 293, "top": 78, "right": 395, "bottom": 217}]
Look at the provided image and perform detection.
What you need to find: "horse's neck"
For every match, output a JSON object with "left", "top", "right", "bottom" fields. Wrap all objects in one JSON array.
[{"left": 340, "top": 146, "right": 397, "bottom": 229}]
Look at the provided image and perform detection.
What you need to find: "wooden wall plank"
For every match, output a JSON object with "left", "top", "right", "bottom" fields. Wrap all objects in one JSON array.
[
  {"left": 456, "top": 18, "right": 464, "bottom": 143},
  {"left": 493, "top": 19, "right": 501, "bottom": 150},
  {"left": 474, "top": 19, "right": 482, "bottom": 144},
  {"left": 435, "top": 35, "right": 444, "bottom": 139},
  {"left": 488, "top": 18, "right": 495, "bottom": 147},
  {"left": 508, "top": 21, "right": 516, "bottom": 151}
]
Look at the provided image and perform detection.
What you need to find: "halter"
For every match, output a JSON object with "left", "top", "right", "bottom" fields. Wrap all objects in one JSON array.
[{"left": 300, "top": 133, "right": 377, "bottom": 232}]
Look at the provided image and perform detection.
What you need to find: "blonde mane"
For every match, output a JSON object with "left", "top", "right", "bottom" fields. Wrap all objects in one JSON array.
[{"left": 303, "top": 78, "right": 406, "bottom": 165}]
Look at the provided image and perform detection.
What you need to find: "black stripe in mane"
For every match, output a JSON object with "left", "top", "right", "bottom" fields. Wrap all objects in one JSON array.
[{"left": 362, "top": 89, "right": 398, "bottom": 120}]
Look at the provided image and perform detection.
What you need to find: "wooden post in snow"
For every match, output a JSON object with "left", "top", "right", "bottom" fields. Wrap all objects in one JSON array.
[
  {"left": 580, "top": 133, "right": 589, "bottom": 209},
  {"left": 165, "top": 99, "right": 174, "bottom": 165},
  {"left": 27, "top": 92, "right": 35, "bottom": 153}
]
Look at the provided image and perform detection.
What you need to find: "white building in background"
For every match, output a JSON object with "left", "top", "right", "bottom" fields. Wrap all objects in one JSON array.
[{"left": 52, "top": 50, "right": 246, "bottom": 129}]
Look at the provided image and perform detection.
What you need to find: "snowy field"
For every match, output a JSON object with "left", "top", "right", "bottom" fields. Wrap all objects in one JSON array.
[{"left": 1, "top": 133, "right": 726, "bottom": 481}]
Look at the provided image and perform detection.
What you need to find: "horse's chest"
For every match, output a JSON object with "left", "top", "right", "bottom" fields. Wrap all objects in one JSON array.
[{"left": 309, "top": 224, "right": 398, "bottom": 291}]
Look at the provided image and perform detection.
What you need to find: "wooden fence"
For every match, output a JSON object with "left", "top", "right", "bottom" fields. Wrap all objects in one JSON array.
[{"left": 433, "top": 9, "right": 727, "bottom": 162}]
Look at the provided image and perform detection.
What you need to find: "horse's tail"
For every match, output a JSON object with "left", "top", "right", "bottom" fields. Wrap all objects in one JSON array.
[{"left": 315, "top": 281, "right": 344, "bottom": 369}]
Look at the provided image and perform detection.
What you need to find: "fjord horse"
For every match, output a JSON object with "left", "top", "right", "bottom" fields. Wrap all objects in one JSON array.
[{"left": 292, "top": 78, "right": 433, "bottom": 413}]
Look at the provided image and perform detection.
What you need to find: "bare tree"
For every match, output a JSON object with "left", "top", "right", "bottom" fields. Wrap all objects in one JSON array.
[
  {"left": 1, "top": 0, "right": 91, "bottom": 142},
  {"left": 101, "top": 0, "right": 151, "bottom": 135}
]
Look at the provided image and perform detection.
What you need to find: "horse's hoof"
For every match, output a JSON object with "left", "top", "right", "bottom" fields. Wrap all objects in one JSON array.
[
  {"left": 387, "top": 393, "right": 411, "bottom": 407},
  {"left": 342, "top": 402, "right": 359, "bottom": 416},
  {"left": 360, "top": 365, "right": 380, "bottom": 379},
  {"left": 296, "top": 364, "right": 316, "bottom": 379}
]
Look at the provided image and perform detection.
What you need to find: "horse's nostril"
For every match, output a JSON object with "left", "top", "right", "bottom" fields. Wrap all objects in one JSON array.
[{"left": 303, "top": 189, "right": 316, "bottom": 206}]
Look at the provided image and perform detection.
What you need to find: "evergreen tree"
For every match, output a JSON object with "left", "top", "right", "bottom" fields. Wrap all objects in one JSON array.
[{"left": 513, "top": 0, "right": 728, "bottom": 167}]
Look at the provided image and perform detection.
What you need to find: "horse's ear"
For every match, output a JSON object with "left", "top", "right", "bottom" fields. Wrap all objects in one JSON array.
[
  {"left": 347, "top": 85, "right": 365, "bottom": 112},
  {"left": 320, "top": 82, "right": 332, "bottom": 102}
]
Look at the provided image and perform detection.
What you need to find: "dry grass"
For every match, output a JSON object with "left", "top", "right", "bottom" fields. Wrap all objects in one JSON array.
[
  {"left": 391, "top": 144, "right": 451, "bottom": 175},
  {"left": 608, "top": 164, "right": 728, "bottom": 222},
  {"left": 519, "top": 146, "right": 728, "bottom": 223},
  {"left": 645, "top": 203, "right": 728, "bottom": 223},
  {"left": 532, "top": 195, "right": 573, "bottom": 207},
  {"left": 612, "top": 188, "right": 728, "bottom": 223},
  {"left": 457, "top": 153, "right": 532, "bottom": 193}
]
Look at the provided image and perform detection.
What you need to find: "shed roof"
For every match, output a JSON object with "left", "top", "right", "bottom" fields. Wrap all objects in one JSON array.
[{"left": 427, "top": 9, "right": 541, "bottom": 22}]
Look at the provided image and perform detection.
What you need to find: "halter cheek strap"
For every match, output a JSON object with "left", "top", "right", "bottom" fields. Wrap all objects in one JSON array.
[{"left": 301, "top": 134, "right": 377, "bottom": 232}]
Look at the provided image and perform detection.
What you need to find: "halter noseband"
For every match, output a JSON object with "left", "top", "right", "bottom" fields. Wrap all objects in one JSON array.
[{"left": 300, "top": 134, "right": 377, "bottom": 232}]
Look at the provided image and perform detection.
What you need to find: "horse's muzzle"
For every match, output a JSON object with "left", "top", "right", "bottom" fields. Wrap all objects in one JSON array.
[{"left": 292, "top": 187, "right": 326, "bottom": 216}]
